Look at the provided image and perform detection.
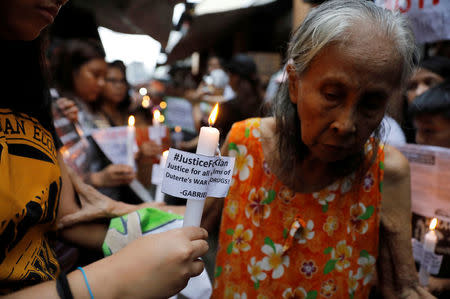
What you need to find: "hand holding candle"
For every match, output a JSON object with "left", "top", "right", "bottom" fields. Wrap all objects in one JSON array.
[
  {"left": 126, "top": 115, "right": 136, "bottom": 168},
  {"left": 419, "top": 218, "right": 438, "bottom": 286},
  {"left": 183, "top": 103, "right": 220, "bottom": 227}
]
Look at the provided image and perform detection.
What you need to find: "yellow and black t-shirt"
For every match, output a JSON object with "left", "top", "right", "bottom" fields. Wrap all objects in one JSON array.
[{"left": 0, "top": 109, "right": 61, "bottom": 293}]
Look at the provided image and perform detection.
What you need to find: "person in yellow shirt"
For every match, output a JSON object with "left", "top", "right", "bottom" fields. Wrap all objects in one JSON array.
[{"left": 0, "top": 1, "right": 208, "bottom": 298}]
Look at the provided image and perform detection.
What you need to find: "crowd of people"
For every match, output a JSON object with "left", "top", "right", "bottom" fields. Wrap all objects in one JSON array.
[{"left": 1, "top": 0, "right": 450, "bottom": 298}]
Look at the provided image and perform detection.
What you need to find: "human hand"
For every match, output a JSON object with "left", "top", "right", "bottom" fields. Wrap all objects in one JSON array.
[
  {"left": 91, "top": 164, "right": 135, "bottom": 187},
  {"left": 426, "top": 277, "right": 450, "bottom": 296},
  {"left": 400, "top": 285, "right": 437, "bottom": 299},
  {"left": 57, "top": 168, "right": 138, "bottom": 229},
  {"left": 136, "top": 140, "right": 162, "bottom": 162},
  {"left": 110, "top": 227, "right": 209, "bottom": 299},
  {"left": 56, "top": 97, "right": 78, "bottom": 123}
]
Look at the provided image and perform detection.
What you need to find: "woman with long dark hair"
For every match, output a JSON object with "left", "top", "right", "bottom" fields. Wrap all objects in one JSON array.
[{"left": 0, "top": 0, "right": 208, "bottom": 297}]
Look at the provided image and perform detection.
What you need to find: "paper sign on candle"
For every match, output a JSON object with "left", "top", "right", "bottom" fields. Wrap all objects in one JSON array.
[
  {"left": 161, "top": 148, "right": 235, "bottom": 201},
  {"left": 412, "top": 239, "right": 444, "bottom": 275}
]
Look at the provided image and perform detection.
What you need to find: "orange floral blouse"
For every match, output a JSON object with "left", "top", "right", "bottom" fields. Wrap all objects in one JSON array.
[{"left": 213, "top": 118, "right": 384, "bottom": 299}]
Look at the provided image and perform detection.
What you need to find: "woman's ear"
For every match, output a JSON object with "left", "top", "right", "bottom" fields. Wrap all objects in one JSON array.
[{"left": 287, "top": 63, "right": 299, "bottom": 104}]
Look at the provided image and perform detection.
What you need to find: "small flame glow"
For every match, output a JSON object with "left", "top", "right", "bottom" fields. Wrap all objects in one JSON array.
[
  {"left": 153, "top": 110, "right": 161, "bottom": 121},
  {"left": 128, "top": 115, "right": 135, "bottom": 127},
  {"left": 429, "top": 218, "right": 437, "bottom": 230},
  {"left": 208, "top": 103, "right": 219, "bottom": 126},
  {"left": 160, "top": 101, "right": 167, "bottom": 109},
  {"left": 142, "top": 98, "right": 150, "bottom": 108},
  {"left": 159, "top": 115, "right": 165, "bottom": 122},
  {"left": 174, "top": 126, "right": 182, "bottom": 133},
  {"left": 162, "top": 150, "right": 169, "bottom": 158}
]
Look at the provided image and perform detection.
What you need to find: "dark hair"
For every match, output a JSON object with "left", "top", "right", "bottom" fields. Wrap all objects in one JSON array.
[
  {"left": 103, "top": 60, "right": 131, "bottom": 110},
  {"left": 51, "top": 39, "right": 105, "bottom": 95},
  {"left": 409, "top": 80, "right": 450, "bottom": 119},
  {"left": 419, "top": 56, "right": 450, "bottom": 80},
  {"left": 0, "top": 36, "right": 55, "bottom": 133}
]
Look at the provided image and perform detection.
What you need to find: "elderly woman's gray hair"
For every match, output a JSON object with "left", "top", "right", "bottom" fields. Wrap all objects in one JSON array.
[{"left": 273, "top": 0, "right": 417, "bottom": 177}]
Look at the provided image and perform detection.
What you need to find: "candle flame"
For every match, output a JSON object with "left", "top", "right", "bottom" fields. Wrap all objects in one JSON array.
[
  {"left": 159, "top": 115, "right": 165, "bottom": 123},
  {"left": 162, "top": 150, "right": 169, "bottom": 158},
  {"left": 128, "top": 115, "right": 135, "bottom": 127},
  {"left": 429, "top": 218, "right": 437, "bottom": 230},
  {"left": 142, "top": 97, "right": 150, "bottom": 108},
  {"left": 160, "top": 101, "right": 167, "bottom": 109},
  {"left": 208, "top": 103, "right": 219, "bottom": 126},
  {"left": 153, "top": 110, "right": 161, "bottom": 121},
  {"left": 174, "top": 126, "right": 182, "bottom": 133}
]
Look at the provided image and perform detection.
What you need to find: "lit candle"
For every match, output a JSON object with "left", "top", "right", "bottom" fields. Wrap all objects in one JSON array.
[
  {"left": 126, "top": 115, "right": 136, "bottom": 167},
  {"left": 152, "top": 110, "right": 162, "bottom": 145},
  {"left": 419, "top": 218, "right": 438, "bottom": 286},
  {"left": 142, "top": 95, "right": 150, "bottom": 108},
  {"left": 155, "top": 150, "right": 169, "bottom": 203},
  {"left": 183, "top": 103, "right": 220, "bottom": 227}
]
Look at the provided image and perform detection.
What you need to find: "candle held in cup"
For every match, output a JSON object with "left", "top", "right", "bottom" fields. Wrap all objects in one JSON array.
[
  {"left": 183, "top": 103, "right": 220, "bottom": 227},
  {"left": 155, "top": 150, "right": 169, "bottom": 203},
  {"left": 126, "top": 115, "right": 136, "bottom": 167},
  {"left": 419, "top": 218, "right": 438, "bottom": 286}
]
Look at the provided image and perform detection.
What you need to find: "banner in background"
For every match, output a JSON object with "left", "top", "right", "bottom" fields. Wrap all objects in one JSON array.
[
  {"left": 375, "top": 0, "right": 450, "bottom": 43},
  {"left": 396, "top": 143, "right": 450, "bottom": 222}
]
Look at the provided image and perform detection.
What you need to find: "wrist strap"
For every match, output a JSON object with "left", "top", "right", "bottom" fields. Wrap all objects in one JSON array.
[
  {"left": 77, "top": 267, "right": 94, "bottom": 299},
  {"left": 56, "top": 272, "right": 74, "bottom": 299}
]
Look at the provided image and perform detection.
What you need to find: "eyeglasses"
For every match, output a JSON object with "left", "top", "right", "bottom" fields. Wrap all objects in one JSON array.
[{"left": 105, "top": 78, "right": 127, "bottom": 86}]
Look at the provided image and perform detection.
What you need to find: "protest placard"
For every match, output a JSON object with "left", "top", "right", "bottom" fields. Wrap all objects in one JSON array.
[
  {"left": 375, "top": 0, "right": 450, "bottom": 43},
  {"left": 161, "top": 148, "right": 235, "bottom": 201}
]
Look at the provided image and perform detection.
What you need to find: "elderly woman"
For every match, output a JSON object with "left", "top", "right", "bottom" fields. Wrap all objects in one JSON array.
[{"left": 203, "top": 1, "right": 433, "bottom": 298}]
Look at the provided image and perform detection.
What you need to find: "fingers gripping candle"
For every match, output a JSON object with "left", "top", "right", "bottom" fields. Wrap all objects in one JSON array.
[
  {"left": 126, "top": 115, "right": 136, "bottom": 167},
  {"left": 183, "top": 103, "right": 220, "bottom": 227}
]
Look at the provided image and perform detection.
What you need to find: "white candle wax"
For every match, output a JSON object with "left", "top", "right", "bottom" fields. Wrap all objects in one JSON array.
[
  {"left": 155, "top": 151, "right": 168, "bottom": 203},
  {"left": 126, "top": 116, "right": 136, "bottom": 167},
  {"left": 183, "top": 126, "right": 219, "bottom": 227},
  {"left": 419, "top": 219, "right": 438, "bottom": 286},
  {"left": 152, "top": 110, "right": 162, "bottom": 145}
]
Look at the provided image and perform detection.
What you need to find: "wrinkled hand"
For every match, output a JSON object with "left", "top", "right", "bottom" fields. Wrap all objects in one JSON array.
[
  {"left": 426, "top": 277, "right": 450, "bottom": 296},
  {"left": 57, "top": 168, "right": 139, "bottom": 229},
  {"left": 136, "top": 140, "right": 162, "bottom": 162},
  {"left": 400, "top": 285, "right": 436, "bottom": 299},
  {"left": 112, "top": 227, "right": 209, "bottom": 299},
  {"left": 56, "top": 97, "right": 78, "bottom": 123},
  {"left": 91, "top": 164, "right": 135, "bottom": 187}
]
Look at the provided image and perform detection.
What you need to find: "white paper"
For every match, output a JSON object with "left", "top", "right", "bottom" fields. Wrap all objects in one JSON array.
[
  {"left": 375, "top": 0, "right": 450, "bottom": 44},
  {"left": 161, "top": 148, "right": 235, "bottom": 201},
  {"left": 91, "top": 126, "right": 137, "bottom": 166},
  {"left": 396, "top": 144, "right": 450, "bottom": 219},
  {"left": 151, "top": 164, "right": 162, "bottom": 185}
]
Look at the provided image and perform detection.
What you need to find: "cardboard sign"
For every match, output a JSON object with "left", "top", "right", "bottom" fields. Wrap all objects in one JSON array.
[{"left": 161, "top": 148, "right": 235, "bottom": 201}]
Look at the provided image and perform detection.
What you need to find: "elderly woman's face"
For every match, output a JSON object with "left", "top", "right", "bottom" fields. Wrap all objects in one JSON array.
[{"left": 288, "top": 32, "right": 402, "bottom": 163}]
